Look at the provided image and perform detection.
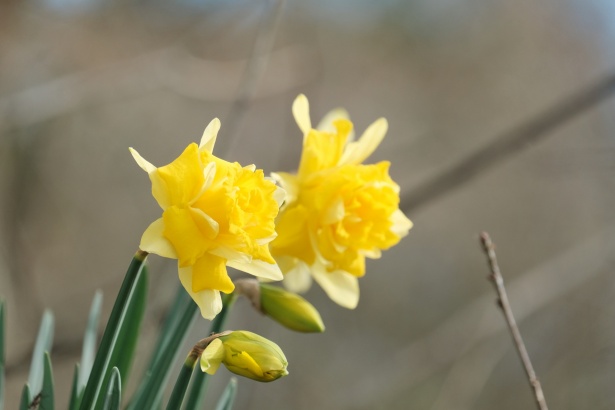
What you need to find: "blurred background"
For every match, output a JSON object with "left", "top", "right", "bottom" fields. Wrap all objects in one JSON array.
[{"left": 2, "top": 0, "right": 615, "bottom": 408}]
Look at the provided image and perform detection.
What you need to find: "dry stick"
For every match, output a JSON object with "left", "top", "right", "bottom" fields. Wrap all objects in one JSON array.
[
  {"left": 402, "top": 72, "right": 615, "bottom": 212},
  {"left": 479, "top": 232, "right": 548, "bottom": 410},
  {"left": 218, "top": 0, "right": 286, "bottom": 157}
]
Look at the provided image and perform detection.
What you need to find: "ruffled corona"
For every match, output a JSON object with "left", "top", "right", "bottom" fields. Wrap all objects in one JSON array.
[
  {"left": 270, "top": 95, "right": 412, "bottom": 309},
  {"left": 130, "top": 119, "right": 284, "bottom": 319}
]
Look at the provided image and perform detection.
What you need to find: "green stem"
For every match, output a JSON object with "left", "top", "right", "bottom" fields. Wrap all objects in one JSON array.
[
  {"left": 165, "top": 352, "right": 200, "bottom": 410},
  {"left": 183, "top": 293, "right": 238, "bottom": 410},
  {"left": 79, "top": 250, "right": 148, "bottom": 410}
]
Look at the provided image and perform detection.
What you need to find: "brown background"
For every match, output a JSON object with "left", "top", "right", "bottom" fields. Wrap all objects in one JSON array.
[{"left": 2, "top": 1, "right": 615, "bottom": 409}]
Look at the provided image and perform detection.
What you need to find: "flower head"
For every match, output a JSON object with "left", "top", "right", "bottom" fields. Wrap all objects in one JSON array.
[
  {"left": 130, "top": 119, "right": 284, "bottom": 319},
  {"left": 270, "top": 95, "right": 412, "bottom": 309},
  {"left": 200, "top": 330, "right": 289, "bottom": 382}
]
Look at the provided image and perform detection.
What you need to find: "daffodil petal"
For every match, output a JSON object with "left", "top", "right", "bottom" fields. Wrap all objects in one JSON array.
[
  {"left": 200, "top": 338, "right": 225, "bottom": 374},
  {"left": 339, "top": 118, "right": 388, "bottom": 166},
  {"left": 273, "top": 186, "right": 286, "bottom": 208},
  {"left": 227, "top": 259, "right": 283, "bottom": 281},
  {"left": 140, "top": 218, "right": 178, "bottom": 258},
  {"left": 311, "top": 266, "right": 359, "bottom": 309},
  {"left": 270, "top": 172, "right": 298, "bottom": 206},
  {"left": 178, "top": 267, "right": 223, "bottom": 319},
  {"left": 129, "top": 147, "right": 157, "bottom": 173},
  {"left": 390, "top": 209, "right": 413, "bottom": 238},
  {"left": 209, "top": 246, "right": 252, "bottom": 265},
  {"left": 199, "top": 118, "right": 221, "bottom": 153},
  {"left": 322, "top": 198, "right": 345, "bottom": 224},
  {"left": 292, "top": 94, "right": 311, "bottom": 136},
  {"left": 281, "top": 258, "right": 312, "bottom": 293},
  {"left": 316, "top": 107, "right": 351, "bottom": 133},
  {"left": 363, "top": 248, "right": 382, "bottom": 259},
  {"left": 192, "top": 253, "right": 234, "bottom": 294}
]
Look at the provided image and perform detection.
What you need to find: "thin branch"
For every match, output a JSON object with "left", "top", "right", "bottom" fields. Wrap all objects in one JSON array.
[
  {"left": 402, "top": 72, "right": 615, "bottom": 212},
  {"left": 218, "top": 0, "right": 286, "bottom": 157},
  {"left": 479, "top": 232, "right": 548, "bottom": 410}
]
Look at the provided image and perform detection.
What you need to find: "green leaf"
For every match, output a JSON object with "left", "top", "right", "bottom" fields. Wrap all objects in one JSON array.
[
  {"left": 95, "top": 268, "right": 148, "bottom": 410},
  {"left": 0, "top": 301, "right": 4, "bottom": 410},
  {"left": 80, "top": 291, "right": 103, "bottom": 390},
  {"left": 150, "top": 286, "right": 187, "bottom": 369},
  {"left": 28, "top": 310, "right": 54, "bottom": 396},
  {"left": 102, "top": 368, "right": 121, "bottom": 410},
  {"left": 19, "top": 384, "right": 31, "bottom": 410},
  {"left": 214, "top": 378, "right": 237, "bottom": 410},
  {"left": 78, "top": 251, "right": 148, "bottom": 410},
  {"left": 41, "top": 352, "right": 54, "bottom": 410},
  {"left": 127, "top": 287, "right": 197, "bottom": 410},
  {"left": 69, "top": 364, "right": 83, "bottom": 410}
]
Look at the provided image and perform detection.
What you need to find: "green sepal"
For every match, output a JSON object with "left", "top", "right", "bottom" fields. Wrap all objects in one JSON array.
[{"left": 102, "top": 368, "right": 121, "bottom": 410}]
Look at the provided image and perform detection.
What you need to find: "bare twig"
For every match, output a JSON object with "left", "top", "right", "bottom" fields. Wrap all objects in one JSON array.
[
  {"left": 402, "top": 72, "right": 615, "bottom": 212},
  {"left": 479, "top": 232, "right": 548, "bottom": 410},
  {"left": 218, "top": 0, "right": 286, "bottom": 157}
]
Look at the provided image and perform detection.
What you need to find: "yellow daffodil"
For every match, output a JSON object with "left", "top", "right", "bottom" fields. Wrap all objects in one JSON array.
[
  {"left": 270, "top": 95, "right": 412, "bottom": 309},
  {"left": 200, "top": 331, "right": 289, "bottom": 382},
  {"left": 130, "top": 119, "right": 285, "bottom": 319}
]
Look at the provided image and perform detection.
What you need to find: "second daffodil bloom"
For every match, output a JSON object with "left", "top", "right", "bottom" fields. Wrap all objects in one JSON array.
[
  {"left": 270, "top": 95, "right": 413, "bottom": 309},
  {"left": 130, "top": 119, "right": 285, "bottom": 319}
]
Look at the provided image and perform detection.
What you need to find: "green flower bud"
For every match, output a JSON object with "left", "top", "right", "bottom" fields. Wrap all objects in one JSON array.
[
  {"left": 200, "top": 331, "right": 289, "bottom": 383},
  {"left": 259, "top": 284, "right": 325, "bottom": 333}
]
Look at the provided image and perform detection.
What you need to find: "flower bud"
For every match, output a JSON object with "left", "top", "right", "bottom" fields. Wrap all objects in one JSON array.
[
  {"left": 260, "top": 284, "right": 325, "bottom": 333},
  {"left": 200, "top": 331, "right": 289, "bottom": 382}
]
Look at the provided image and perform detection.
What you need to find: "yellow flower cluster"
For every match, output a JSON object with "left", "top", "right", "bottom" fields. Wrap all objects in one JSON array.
[
  {"left": 270, "top": 95, "right": 412, "bottom": 309},
  {"left": 132, "top": 95, "right": 411, "bottom": 318},
  {"left": 130, "top": 119, "right": 284, "bottom": 319}
]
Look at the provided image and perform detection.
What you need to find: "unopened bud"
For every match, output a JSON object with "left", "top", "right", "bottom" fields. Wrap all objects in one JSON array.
[
  {"left": 200, "top": 330, "right": 289, "bottom": 383},
  {"left": 260, "top": 284, "right": 325, "bottom": 333}
]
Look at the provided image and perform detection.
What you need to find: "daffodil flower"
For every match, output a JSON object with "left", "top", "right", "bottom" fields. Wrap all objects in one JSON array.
[
  {"left": 130, "top": 119, "right": 285, "bottom": 319},
  {"left": 270, "top": 95, "right": 412, "bottom": 309}
]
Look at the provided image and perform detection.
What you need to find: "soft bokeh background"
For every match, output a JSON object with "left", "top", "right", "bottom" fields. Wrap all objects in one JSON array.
[{"left": 3, "top": 0, "right": 615, "bottom": 409}]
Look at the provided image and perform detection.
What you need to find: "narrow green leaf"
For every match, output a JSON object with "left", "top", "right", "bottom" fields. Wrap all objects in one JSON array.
[
  {"left": 214, "top": 378, "right": 237, "bottom": 410},
  {"left": 102, "top": 368, "right": 121, "bottom": 410},
  {"left": 150, "top": 286, "right": 188, "bottom": 369},
  {"left": 19, "top": 384, "right": 31, "bottom": 410},
  {"left": 184, "top": 294, "right": 236, "bottom": 410},
  {"left": 95, "top": 269, "right": 148, "bottom": 410},
  {"left": 127, "top": 288, "right": 197, "bottom": 410},
  {"left": 0, "top": 301, "right": 5, "bottom": 410},
  {"left": 40, "top": 352, "right": 54, "bottom": 410},
  {"left": 78, "top": 251, "right": 148, "bottom": 410},
  {"left": 69, "top": 364, "right": 82, "bottom": 410},
  {"left": 80, "top": 291, "right": 103, "bottom": 390},
  {"left": 28, "top": 310, "right": 54, "bottom": 396},
  {"left": 165, "top": 358, "right": 196, "bottom": 410}
]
